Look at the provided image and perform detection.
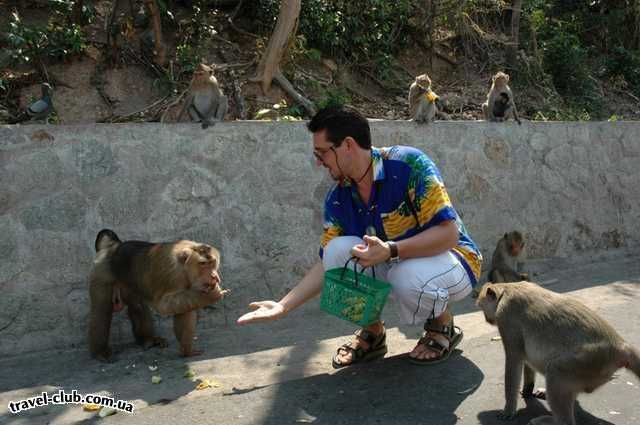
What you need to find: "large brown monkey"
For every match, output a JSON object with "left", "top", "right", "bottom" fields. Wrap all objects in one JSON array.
[
  {"left": 488, "top": 231, "right": 527, "bottom": 283},
  {"left": 88, "top": 229, "right": 229, "bottom": 361},
  {"left": 482, "top": 71, "right": 521, "bottom": 124},
  {"left": 476, "top": 282, "right": 640, "bottom": 425}
]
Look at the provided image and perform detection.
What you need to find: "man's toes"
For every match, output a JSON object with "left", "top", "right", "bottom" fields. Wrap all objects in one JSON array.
[
  {"left": 337, "top": 349, "right": 353, "bottom": 364},
  {"left": 409, "top": 344, "right": 426, "bottom": 358}
]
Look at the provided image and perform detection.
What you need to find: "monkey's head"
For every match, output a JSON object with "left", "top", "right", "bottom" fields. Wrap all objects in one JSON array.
[
  {"left": 177, "top": 243, "right": 221, "bottom": 292},
  {"left": 415, "top": 74, "right": 432, "bottom": 91},
  {"left": 193, "top": 62, "right": 217, "bottom": 85},
  {"left": 492, "top": 72, "right": 510, "bottom": 88},
  {"left": 504, "top": 231, "right": 524, "bottom": 257},
  {"left": 476, "top": 284, "right": 505, "bottom": 325}
]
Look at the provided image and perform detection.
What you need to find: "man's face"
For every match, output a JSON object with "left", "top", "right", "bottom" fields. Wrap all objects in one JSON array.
[{"left": 312, "top": 130, "right": 344, "bottom": 181}]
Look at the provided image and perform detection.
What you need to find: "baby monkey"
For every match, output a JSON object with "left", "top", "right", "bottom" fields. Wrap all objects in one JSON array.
[
  {"left": 488, "top": 231, "right": 527, "bottom": 283},
  {"left": 477, "top": 282, "right": 640, "bottom": 425},
  {"left": 482, "top": 71, "right": 521, "bottom": 124},
  {"left": 408, "top": 74, "right": 440, "bottom": 124},
  {"left": 179, "top": 62, "right": 228, "bottom": 129}
]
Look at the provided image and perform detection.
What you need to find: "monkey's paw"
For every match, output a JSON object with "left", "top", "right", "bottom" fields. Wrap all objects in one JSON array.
[
  {"left": 522, "top": 387, "right": 546, "bottom": 400},
  {"left": 497, "top": 410, "right": 517, "bottom": 421}
]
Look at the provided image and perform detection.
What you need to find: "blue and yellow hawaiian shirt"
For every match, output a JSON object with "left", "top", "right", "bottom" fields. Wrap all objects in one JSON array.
[{"left": 320, "top": 145, "right": 482, "bottom": 286}]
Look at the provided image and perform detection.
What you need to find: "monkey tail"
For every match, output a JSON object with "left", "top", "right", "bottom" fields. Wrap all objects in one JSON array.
[
  {"left": 95, "top": 229, "right": 121, "bottom": 252},
  {"left": 625, "top": 345, "right": 640, "bottom": 380}
]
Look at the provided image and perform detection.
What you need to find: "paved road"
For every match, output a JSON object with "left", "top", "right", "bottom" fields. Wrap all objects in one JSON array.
[{"left": 1, "top": 251, "right": 639, "bottom": 424}]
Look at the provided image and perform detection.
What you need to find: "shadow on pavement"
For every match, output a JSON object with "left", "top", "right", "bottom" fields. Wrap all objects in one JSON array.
[
  {"left": 477, "top": 398, "right": 615, "bottom": 425},
  {"left": 257, "top": 351, "right": 484, "bottom": 425}
]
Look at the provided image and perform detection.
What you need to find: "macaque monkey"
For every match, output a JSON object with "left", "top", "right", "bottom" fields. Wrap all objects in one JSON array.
[
  {"left": 88, "top": 229, "right": 229, "bottom": 361},
  {"left": 482, "top": 72, "right": 521, "bottom": 124},
  {"left": 408, "top": 74, "right": 440, "bottom": 124},
  {"left": 476, "top": 282, "right": 640, "bottom": 425},
  {"left": 488, "top": 231, "right": 527, "bottom": 283},
  {"left": 178, "top": 62, "right": 228, "bottom": 129}
]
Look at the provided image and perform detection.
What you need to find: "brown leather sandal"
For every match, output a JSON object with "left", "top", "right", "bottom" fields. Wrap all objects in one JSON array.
[
  {"left": 332, "top": 327, "right": 388, "bottom": 369},
  {"left": 409, "top": 317, "right": 463, "bottom": 365}
]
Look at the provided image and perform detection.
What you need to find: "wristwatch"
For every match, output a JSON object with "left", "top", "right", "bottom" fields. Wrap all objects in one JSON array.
[{"left": 387, "top": 241, "right": 400, "bottom": 264}]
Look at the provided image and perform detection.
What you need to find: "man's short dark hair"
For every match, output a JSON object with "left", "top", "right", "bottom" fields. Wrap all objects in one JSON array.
[{"left": 307, "top": 107, "right": 371, "bottom": 149}]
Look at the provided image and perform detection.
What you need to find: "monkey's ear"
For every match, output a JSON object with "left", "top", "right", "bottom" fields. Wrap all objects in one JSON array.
[
  {"left": 486, "top": 286, "right": 498, "bottom": 301},
  {"left": 177, "top": 249, "right": 192, "bottom": 265}
]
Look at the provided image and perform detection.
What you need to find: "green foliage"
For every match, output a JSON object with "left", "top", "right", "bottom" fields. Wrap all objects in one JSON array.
[
  {"left": 532, "top": 107, "right": 592, "bottom": 122},
  {"left": 5, "top": 5, "right": 89, "bottom": 66},
  {"left": 175, "top": 44, "right": 201, "bottom": 74},
  {"left": 316, "top": 87, "right": 351, "bottom": 110},
  {"left": 603, "top": 46, "right": 640, "bottom": 95},
  {"left": 254, "top": 100, "right": 304, "bottom": 121},
  {"left": 251, "top": 0, "right": 412, "bottom": 75}
]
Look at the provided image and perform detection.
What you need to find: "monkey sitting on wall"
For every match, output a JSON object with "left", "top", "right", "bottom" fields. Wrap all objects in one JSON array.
[
  {"left": 408, "top": 74, "right": 441, "bottom": 124},
  {"left": 476, "top": 282, "right": 640, "bottom": 425},
  {"left": 482, "top": 71, "right": 521, "bottom": 125},
  {"left": 178, "top": 62, "right": 228, "bottom": 129},
  {"left": 88, "top": 229, "right": 229, "bottom": 361}
]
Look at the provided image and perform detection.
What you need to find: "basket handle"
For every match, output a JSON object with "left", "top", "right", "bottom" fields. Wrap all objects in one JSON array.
[{"left": 340, "top": 256, "right": 376, "bottom": 288}]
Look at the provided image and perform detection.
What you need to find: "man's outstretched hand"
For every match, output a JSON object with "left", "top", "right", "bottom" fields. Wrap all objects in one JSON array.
[{"left": 237, "top": 301, "right": 286, "bottom": 325}]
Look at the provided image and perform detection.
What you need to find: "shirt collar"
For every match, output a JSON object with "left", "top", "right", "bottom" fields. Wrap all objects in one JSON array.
[
  {"left": 339, "top": 147, "right": 386, "bottom": 188},
  {"left": 371, "top": 147, "right": 385, "bottom": 182}
]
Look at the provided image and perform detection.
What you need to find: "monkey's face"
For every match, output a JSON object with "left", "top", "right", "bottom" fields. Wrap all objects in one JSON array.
[
  {"left": 179, "top": 244, "right": 221, "bottom": 292},
  {"left": 415, "top": 74, "right": 432, "bottom": 91},
  {"left": 194, "top": 63, "right": 217, "bottom": 85},
  {"left": 476, "top": 285, "right": 500, "bottom": 325},
  {"left": 493, "top": 74, "right": 509, "bottom": 88}
]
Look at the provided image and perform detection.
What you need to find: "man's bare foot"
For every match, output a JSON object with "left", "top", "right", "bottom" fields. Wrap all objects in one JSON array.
[{"left": 334, "top": 321, "right": 384, "bottom": 366}]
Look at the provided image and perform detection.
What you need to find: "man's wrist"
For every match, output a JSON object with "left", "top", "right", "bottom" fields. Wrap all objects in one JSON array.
[{"left": 387, "top": 241, "right": 400, "bottom": 263}]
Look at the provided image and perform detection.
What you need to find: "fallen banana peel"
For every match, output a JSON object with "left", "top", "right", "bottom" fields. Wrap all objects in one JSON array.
[
  {"left": 195, "top": 379, "right": 221, "bottom": 390},
  {"left": 83, "top": 403, "right": 100, "bottom": 411}
]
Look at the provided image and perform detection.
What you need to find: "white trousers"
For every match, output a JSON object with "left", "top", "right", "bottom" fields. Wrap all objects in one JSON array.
[{"left": 322, "top": 236, "right": 472, "bottom": 325}]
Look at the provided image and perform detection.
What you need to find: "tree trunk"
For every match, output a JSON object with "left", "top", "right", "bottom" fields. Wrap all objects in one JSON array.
[
  {"left": 144, "top": 0, "right": 166, "bottom": 67},
  {"left": 252, "top": 0, "right": 301, "bottom": 93},
  {"left": 507, "top": 0, "right": 522, "bottom": 70}
]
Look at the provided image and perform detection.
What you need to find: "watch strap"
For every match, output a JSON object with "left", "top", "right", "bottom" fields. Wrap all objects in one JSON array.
[{"left": 388, "top": 241, "right": 399, "bottom": 262}]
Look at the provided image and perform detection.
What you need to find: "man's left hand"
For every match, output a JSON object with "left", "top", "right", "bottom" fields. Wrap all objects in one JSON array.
[{"left": 350, "top": 235, "right": 391, "bottom": 268}]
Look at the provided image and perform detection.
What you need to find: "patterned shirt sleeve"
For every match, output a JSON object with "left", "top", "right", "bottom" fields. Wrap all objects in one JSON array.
[
  {"left": 409, "top": 152, "right": 456, "bottom": 229},
  {"left": 319, "top": 188, "right": 344, "bottom": 258}
]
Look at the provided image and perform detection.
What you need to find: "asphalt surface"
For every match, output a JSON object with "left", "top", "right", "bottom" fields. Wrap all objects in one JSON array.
[{"left": 1, "top": 250, "right": 639, "bottom": 425}]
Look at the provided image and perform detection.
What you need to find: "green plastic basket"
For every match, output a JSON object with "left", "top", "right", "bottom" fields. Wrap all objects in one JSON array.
[{"left": 320, "top": 259, "right": 391, "bottom": 326}]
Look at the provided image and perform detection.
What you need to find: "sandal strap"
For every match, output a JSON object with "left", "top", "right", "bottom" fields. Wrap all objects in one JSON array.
[
  {"left": 354, "top": 322, "right": 385, "bottom": 347},
  {"left": 424, "top": 317, "right": 454, "bottom": 337},
  {"left": 424, "top": 337, "right": 448, "bottom": 354}
]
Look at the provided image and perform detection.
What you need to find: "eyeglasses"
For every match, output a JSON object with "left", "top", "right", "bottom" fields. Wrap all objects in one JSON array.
[
  {"left": 313, "top": 146, "right": 337, "bottom": 163},
  {"left": 313, "top": 139, "right": 344, "bottom": 164}
]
